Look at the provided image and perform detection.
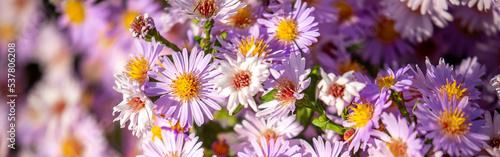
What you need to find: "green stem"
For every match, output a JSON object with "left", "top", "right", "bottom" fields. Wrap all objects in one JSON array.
[
  {"left": 202, "top": 19, "right": 214, "bottom": 54},
  {"left": 391, "top": 91, "right": 411, "bottom": 122},
  {"left": 151, "top": 29, "right": 181, "bottom": 52}
]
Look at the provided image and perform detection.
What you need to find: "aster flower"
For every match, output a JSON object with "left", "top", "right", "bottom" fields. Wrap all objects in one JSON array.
[
  {"left": 492, "top": 74, "right": 500, "bottom": 99},
  {"left": 343, "top": 92, "right": 391, "bottom": 152},
  {"left": 237, "top": 136, "right": 301, "bottom": 157},
  {"left": 145, "top": 47, "right": 225, "bottom": 127},
  {"left": 257, "top": 0, "right": 320, "bottom": 55},
  {"left": 234, "top": 113, "right": 303, "bottom": 151},
  {"left": 130, "top": 13, "right": 155, "bottom": 39},
  {"left": 368, "top": 113, "right": 424, "bottom": 157},
  {"left": 140, "top": 130, "right": 204, "bottom": 157},
  {"left": 169, "top": 0, "right": 246, "bottom": 26},
  {"left": 455, "top": 57, "right": 486, "bottom": 88},
  {"left": 466, "top": 0, "right": 498, "bottom": 11},
  {"left": 212, "top": 4, "right": 262, "bottom": 36},
  {"left": 483, "top": 110, "right": 500, "bottom": 156},
  {"left": 58, "top": 0, "right": 108, "bottom": 51},
  {"left": 300, "top": 136, "right": 349, "bottom": 157},
  {"left": 212, "top": 46, "right": 270, "bottom": 115},
  {"left": 381, "top": 0, "right": 452, "bottom": 42},
  {"left": 125, "top": 37, "right": 164, "bottom": 86},
  {"left": 411, "top": 57, "right": 482, "bottom": 101},
  {"left": 360, "top": 65, "right": 413, "bottom": 101},
  {"left": 317, "top": 68, "right": 366, "bottom": 116},
  {"left": 453, "top": 4, "right": 500, "bottom": 36},
  {"left": 256, "top": 53, "right": 311, "bottom": 119},
  {"left": 113, "top": 73, "right": 156, "bottom": 137},
  {"left": 303, "top": 0, "right": 338, "bottom": 23},
  {"left": 330, "top": 0, "right": 374, "bottom": 40},
  {"left": 414, "top": 93, "right": 489, "bottom": 156}
]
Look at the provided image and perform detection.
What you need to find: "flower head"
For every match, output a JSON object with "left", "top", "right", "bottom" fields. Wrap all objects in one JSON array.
[
  {"left": 300, "top": 136, "right": 350, "bottom": 157},
  {"left": 140, "top": 130, "right": 204, "bottom": 157},
  {"left": 170, "top": 0, "right": 246, "bottom": 26},
  {"left": 129, "top": 13, "right": 155, "bottom": 39},
  {"left": 317, "top": 68, "right": 366, "bottom": 115},
  {"left": 237, "top": 136, "right": 301, "bottom": 157},
  {"left": 125, "top": 37, "right": 164, "bottom": 85},
  {"left": 483, "top": 110, "right": 500, "bottom": 156},
  {"left": 145, "top": 47, "right": 225, "bottom": 127}
]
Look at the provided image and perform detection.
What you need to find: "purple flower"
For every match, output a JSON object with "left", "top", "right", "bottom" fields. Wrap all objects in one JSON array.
[
  {"left": 360, "top": 65, "right": 413, "bottom": 101},
  {"left": 141, "top": 130, "right": 204, "bottom": 157},
  {"left": 257, "top": 0, "right": 320, "bottom": 55},
  {"left": 300, "top": 136, "right": 350, "bottom": 157},
  {"left": 145, "top": 47, "right": 225, "bottom": 127},
  {"left": 453, "top": 4, "right": 500, "bottom": 36},
  {"left": 237, "top": 136, "right": 301, "bottom": 157},
  {"left": 414, "top": 93, "right": 489, "bottom": 156}
]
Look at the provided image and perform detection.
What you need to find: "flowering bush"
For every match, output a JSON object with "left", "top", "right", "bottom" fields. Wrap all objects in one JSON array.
[{"left": 4, "top": 0, "right": 500, "bottom": 156}]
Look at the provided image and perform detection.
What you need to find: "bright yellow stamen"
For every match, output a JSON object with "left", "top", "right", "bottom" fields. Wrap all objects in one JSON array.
[
  {"left": 439, "top": 107, "right": 470, "bottom": 135},
  {"left": 237, "top": 36, "right": 271, "bottom": 57},
  {"left": 334, "top": 1, "right": 354, "bottom": 23},
  {"left": 275, "top": 18, "right": 298, "bottom": 42},
  {"left": 65, "top": 0, "right": 85, "bottom": 24},
  {"left": 440, "top": 79, "right": 469, "bottom": 100},
  {"left": 61, "top": 135, "right": 84, "bottom": 157},
  {"left": 169, "top": 121, "right": 185, "bottom": 132},
  {"left": 374, "top": 18, "right": 399, "bottom": 43},
  {"left": 347, "top": 102, "right": 374, "bottom": 128},
  {"left": 0, "top": 24, "right": 16, "bottom": 40},
  {"left": 170, "top": 72, "right": 201, "bottom": 102},
  {"left": 123, "top": 11, "right": 139, "bottom": 29},
  {"left": 386, "top": 138, "right": 408, "bottom": 157},
  {"left": 229, "top": 6, "right": 256, "bottom": 28},
  {"left": 376, "top": 75, "right": 394, "bottom": 88},
  {"left": 151, "top": 126, "right": 163, "bottom": 141},
  {"left": 125, "top": 55, "right": 149, "bottom": 85}
]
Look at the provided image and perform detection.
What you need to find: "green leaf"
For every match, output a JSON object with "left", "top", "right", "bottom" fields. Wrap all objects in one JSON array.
[
  {"left": 232, "top": 104, "right": 245, "bottom": 115},
  {"left": 312, "top": 115, "right": 345, "bottom": 134},
  {"left": 296, "top": 107, "right": 314, "bottom": 129},
  {"left": 260, "top": 89, "right": 276, "bottom": 103},
  {"left": 195, "top": 36, "right": 202, "bottom": 44}
]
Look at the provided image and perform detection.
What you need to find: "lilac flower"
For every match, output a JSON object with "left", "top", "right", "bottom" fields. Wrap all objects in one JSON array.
[
  {"left": 483, "top": 110, "right": 500, "bottom": 156},
  {"left": 369, "top": 113, "right": 424, "bottom": 157},
  {"left": 58, "top": 0, "right": 108, "bottom": 51},
  {"left": 212, "top": 4, "right": 263, "bottom": 36},
  {"left": 492, "top": 74, "right": 500, "bottom": 99},
  {"left": 145, "top": 47, "right": 225, "bottom": 127},
  {"left": 303, "top": 0, "right": 338, "bottom": 23},
  {"left": 256, "top": 53, "right": 311, "bottom": 119},
  {"left": 258, "top": 0, "right": 320, "bottom": 55},
  {"left": 237, "top": 136, "right": 301, "bottom": 157},
  {"left": 300, "top": 136, "right": 349, "bottom": 157},
  {"left": 466, "top": 0, "right": 498, "bottom": 11},
  {"left": 170, "top": 0, "right": 246, "bottom": 26},
  {"left": 140, "top": 130, "right": 204, "bottom": 157},
  {"left": 361, "top": 65, "right": 413, "bottom": 101},
  {"left": 414, "top": 93, "right": 489, "bottom": 156},
  {"left": 124, "top": 37, "right": 164, "bottom": 86},
  {"left": 343, "top": 92, "right": 392, "bottom": 152},
  {"left": 453, "top": 4, "right": 500, "bottom": 36},
  {"left": 317, "top": 68, "right": 366, "bottom": 115}
]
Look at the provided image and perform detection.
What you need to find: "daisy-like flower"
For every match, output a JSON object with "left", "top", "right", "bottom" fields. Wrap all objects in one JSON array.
[
  {"left": 258, "top": 0, "right": 320, "bottom": 55},
  {"left": 140, "top": 130, "right": 204, "bottom": 157},
  {"left": 368, "top": 113, "right": 424, "bottom": 157},
  {"left": 212, "top": 4, "right": 262, "bottom": 36},
  {"left": 453, "top": 4, "right": 500, "bottom": 36},
  {"left": 411, "top": 57, "right": 482, "bottom": 101},
  {"left": 492, "top": 74, "right": 500, "bottom": 99},
  {"left": 145, "top": 47, "right": 225, "bottom": 127},
  {"left": 381, "top": 0, "right": 453, "bottom": 42},
  {"left": 237, "top": 136, "right": 301, "bottom": 157},
  {"left": 234, "top": 113, "right": 303, "bottom": 152},
  {"left": 256, "top": 53, "right": 311, "bottom": 119},
  {"left": 466, "top": 0, "right": 497, "bottom": 11},
  {"left": 483, "top": 110, "right": 500, "bottom": 156},
  {"left": 125, "top": 37, "right": 164, "bottom": 86},
  {"left": 58, "top": 0, "right": 108, "bottom": 51},
  {"left": 130, "top": 13, "right": 155, "bottom": 39},
  {"left": 113, "top": 73, "right": 156, "bottom": 137},
  {"left": 169, "top": 0, "right": 246, "bottom": 26},
  {"left": 343, "top": 92, "right": 391, "bottom": 152},
  {"left": 455, "top": 57, "right": 486, "bottom": 88},
  {"left": 302, "top": 0, "right": 338, "bottom": 23},
  {"left": 317, "top": 68, "right": 366, "bottom": 116},
  {"left": 360, "top": 65, "right": 413, "bottom": 101},
  {"left": 300, "top": 136, "right": 349, "bottom": 157},
  {"left": 414, "top": 93, "right": 489, "bottom": 156},
  {"left": 212, "top": 46, "right": 270, "bottom": 115}
]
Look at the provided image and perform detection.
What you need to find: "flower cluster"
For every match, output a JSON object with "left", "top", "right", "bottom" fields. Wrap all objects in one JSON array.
[{"left": 6, "top": 0, "right": 500, "bottom": 156}]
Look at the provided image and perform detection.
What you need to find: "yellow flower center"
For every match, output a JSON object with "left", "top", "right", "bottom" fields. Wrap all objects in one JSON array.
[
  {"left": 260, "top": 129, "right": 278, "bottom": 145},
  {"left": 170, "top": 72, "right": 201, "bottom": 102},
  {"left": 347, "top": 102, "right": 374, "bottom": 128},
  {"left": 275, "top": 18, "right": 298, "bottom": 42},
  {"left": 439, "top": 107, "right": 470, "bottom": 136},
  {"left": 197, "top": 0, "right": 217, "bottom": 18},
  {"left": 61, "top": 135, "right": 84, "bottom": 157},
  {"left": 440, "top": 80, "right": 469, "bottom": 100},
  {"left": 151, "top": 126, "right": 163, "bottom": 141},
  {"left": 123, "top": 11, "right": 139, "bottom": 29},
  {"left": 128, "top": 97, "right": 146, "bottom": 112},
  {"left": 374, "top": 17, "right": 399, "bottom": 43},
  {"left": 334, "top": 1, "right": 354, "bottom": 23},
  {"left": 237, "top": 36, "right": 271, "bottom": 57},
  {"left": 273, "top": 77, "right": 297, "bottom": 105},
  {"left": 169, "top": 121, "right": 186, "bottom": 133},
  {"left": 229, "top": 6, "right": 256, "bottom": 28},
  {"left": 376, "top": 75, "right": 395, "bottom": 88},
  {"left": 386, "top": 138, "right": 408, "bottom": 157},
  {"left": 125, "top": 55, "right": 149, "bottom": 85},
  {"left": 65, "top": 0, "right": 85, "bottom": 24},
  {"left": 0, "top": 24, "right": 16, "bottom": 41}
]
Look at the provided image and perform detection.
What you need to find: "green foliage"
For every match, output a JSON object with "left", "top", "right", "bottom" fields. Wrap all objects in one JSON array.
[
  {"left": 260, "top": 89, "right": 277, "bottom": 103},
  {"left": 312, "top": 115, "right": 346, "bottom": 134}
]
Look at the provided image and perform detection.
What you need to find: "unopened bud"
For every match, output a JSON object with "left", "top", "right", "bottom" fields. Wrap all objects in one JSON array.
[{"left": 129, "top": 13, "right": 155, "bottom": 39}]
